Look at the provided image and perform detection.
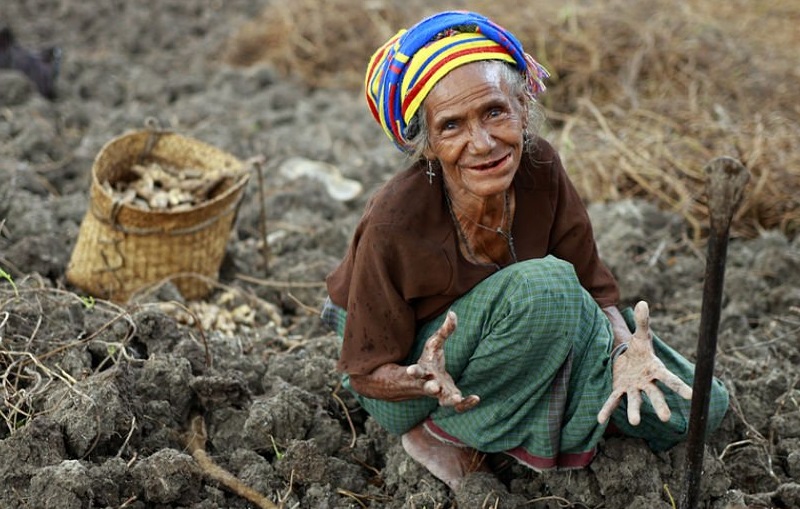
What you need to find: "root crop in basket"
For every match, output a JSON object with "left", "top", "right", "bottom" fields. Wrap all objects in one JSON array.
[{"left": 103, "top": 161, "right": 238, "bottom": 211}]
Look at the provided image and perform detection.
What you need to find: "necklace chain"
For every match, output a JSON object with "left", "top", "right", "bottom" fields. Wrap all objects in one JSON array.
[{"left": 444, "top": 189, "right": 518, "bottom": 268}]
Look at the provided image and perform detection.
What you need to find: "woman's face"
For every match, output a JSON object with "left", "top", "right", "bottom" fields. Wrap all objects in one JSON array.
[{"left": 423, "top": 62, "right": 526, "bottom": 200}]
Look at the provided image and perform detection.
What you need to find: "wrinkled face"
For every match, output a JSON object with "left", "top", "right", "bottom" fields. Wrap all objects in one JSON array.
[{"left": 423, "top": 62, "right": 526, "bottom": 199}]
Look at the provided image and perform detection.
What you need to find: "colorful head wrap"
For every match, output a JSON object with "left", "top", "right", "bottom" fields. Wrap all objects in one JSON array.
[{"left": 365, "top": 11, "right": 550, "bottom": 152}]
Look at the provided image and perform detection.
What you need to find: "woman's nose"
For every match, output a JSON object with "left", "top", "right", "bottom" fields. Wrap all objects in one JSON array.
[{"left": 468, "top": 122, "right": 495, "bottom": 153}]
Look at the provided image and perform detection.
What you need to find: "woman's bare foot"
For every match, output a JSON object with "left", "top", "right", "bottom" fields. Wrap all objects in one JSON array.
[{"left": 401, "top": 423, "right": 490, "bottom": 490}]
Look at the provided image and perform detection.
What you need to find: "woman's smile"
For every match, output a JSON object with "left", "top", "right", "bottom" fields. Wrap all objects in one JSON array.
[{"left": 463, "top": 153, "right": 512, "bottom": 173}]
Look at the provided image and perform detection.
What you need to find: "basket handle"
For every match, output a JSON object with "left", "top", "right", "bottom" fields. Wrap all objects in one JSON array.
[{"left": 139, "top": 117, "right": 170, "bottom": 164}]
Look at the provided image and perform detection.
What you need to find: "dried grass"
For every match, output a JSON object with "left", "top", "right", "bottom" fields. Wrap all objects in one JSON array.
[
  {"left": 221, "top": 0, "right": 418, "bottom": 89},
  {"left": 222, "top": 0, "right": 800, "bottom": 240},
  {"left": 0, "top": 283, "right": 137, "bottom": 435}
]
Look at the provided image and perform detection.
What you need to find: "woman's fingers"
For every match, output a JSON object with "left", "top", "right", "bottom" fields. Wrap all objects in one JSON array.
[
  {"left": 436, "top": 311, "right": 458, "bottom": 343},
  {"left": 602, "top": 303, "right": 694, "bottom": 425},
  {"left": 423, "top": 379, "right": 442, "bottom": 396},
  {"left": 440, "top": 391, "right": 479, "bottom": 411},
  {"left": 626, "top": 390, "right": 643, "bottom": 426},
  {"left": 406, "top": 364, "right": 426, "bottom": 378},
  {"left": 597, "top": 389, "right": 624, "bottom": 424},
  {"left": 423, "top": 310, "right": 457, "bottom": 354},
  {"left": 443, "top": 310, "right": 457, "bottom": 333},
  {"left": 658, "top": 368, "right": 694, "bottom": 400},
  {"left": 454, "top": 394, "right": 480, "bottom": 412},
  {"left": 644, "top": 384, "right": 672, "bottom": 422},
  {"left": 632, "top": 301, "right": 652, "bottom": 343},
  {"left": 414, "top": 310, "right": 480, "bottom": 411},
  {"left": 600, "top": 377, "right": 685, "bottom": 426}
]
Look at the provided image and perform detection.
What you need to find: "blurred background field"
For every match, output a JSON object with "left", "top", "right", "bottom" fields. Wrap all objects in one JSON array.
[{"left": 223, "top": 0, "right": 800, "bottom": 241}]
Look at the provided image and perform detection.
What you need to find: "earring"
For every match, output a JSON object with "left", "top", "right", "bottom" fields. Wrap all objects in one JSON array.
[{"left": 425, "top": 160, "right": 436, "bottom": 185}]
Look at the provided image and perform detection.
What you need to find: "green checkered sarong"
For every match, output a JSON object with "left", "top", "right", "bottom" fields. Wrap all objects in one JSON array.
[{"left": 322, "top": 256, "right": 729, "bottom": 468}]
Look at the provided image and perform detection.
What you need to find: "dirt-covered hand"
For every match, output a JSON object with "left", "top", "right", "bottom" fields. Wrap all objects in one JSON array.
[
  {"left": 597, "top": 301, "right": 693, "bottom": 425},
  {"left": 406, "top": 311, "right": 480, "bottom": 412}
]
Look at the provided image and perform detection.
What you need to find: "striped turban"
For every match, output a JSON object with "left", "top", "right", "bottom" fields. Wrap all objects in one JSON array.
[{"left": 365, "top": 11, "right": 550, "bottom": 152}]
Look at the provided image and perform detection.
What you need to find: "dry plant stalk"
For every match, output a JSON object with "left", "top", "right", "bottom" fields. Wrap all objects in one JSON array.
[
  {"left": 0, "top": 287, "right": 136, "bottom": 434},
  {"left": 183, "top": 415, "right": 278, "bottom": 509}
]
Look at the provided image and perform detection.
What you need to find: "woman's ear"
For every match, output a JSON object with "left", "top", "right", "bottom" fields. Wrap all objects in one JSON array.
[
  {"left": 421, "top": 135, "right": 436, "bottom": 160},
  {"left": 518, "top": 94, "right": 529, "bottom": 130}
]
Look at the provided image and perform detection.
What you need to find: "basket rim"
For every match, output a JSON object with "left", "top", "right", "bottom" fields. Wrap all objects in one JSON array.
[{"left": 91, "top": 129, "right": 251, "bottom": 217}]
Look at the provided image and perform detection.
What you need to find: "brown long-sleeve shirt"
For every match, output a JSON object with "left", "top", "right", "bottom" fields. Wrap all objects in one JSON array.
[{"left": 326, "top": 138, "right": 619, "bottom": 375}]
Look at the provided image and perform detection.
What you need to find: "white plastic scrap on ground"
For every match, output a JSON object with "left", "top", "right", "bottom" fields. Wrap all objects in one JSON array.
[{"left": 278, "top": 156, "right": 363, "bottom": 202}]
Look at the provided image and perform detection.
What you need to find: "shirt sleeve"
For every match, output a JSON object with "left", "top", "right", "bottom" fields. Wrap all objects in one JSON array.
[
  {"left": 547, "top": 151, "right": 620, "bottom": 308},
  {"left": 335, "top": 223, "right": 420, "bottom": 375}
]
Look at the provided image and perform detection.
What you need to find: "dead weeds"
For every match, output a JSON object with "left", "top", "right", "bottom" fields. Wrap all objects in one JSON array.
[{"left": 222, "top": 0, "right": 800, "bottom": 240}]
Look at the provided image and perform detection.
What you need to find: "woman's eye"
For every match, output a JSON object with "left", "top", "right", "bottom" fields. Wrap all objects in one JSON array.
[
  {"left": 442, "top": 120, "right": 458, "bottom": 131},
  {"left": 488, "top": 107, "right": 503, "bottom": 118}
]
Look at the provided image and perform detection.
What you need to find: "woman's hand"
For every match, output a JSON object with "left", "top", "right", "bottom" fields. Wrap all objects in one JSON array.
[
  {"left": 597, "top": 301, "right": 693, "bottom": 425},
  {"left": 406, "top": 311, "right": 480, "bottom": 412}
]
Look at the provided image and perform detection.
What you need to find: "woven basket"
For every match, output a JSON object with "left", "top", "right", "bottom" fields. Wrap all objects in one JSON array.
[{"left": 66, "top": 129, "right": 249, "bottom": 302}]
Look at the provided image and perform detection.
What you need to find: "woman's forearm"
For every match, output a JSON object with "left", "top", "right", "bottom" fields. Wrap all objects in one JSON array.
[
  {"left": 348, "top": 363, "right": 429, "bottom": 401},
  {"left": 602, "top": 305, "right": 633, "bottom": 347}
]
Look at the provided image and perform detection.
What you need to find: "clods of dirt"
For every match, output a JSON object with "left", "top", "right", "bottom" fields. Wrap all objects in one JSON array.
[{"left": 1, "top": 1, "right": 799, "bottom": 508}]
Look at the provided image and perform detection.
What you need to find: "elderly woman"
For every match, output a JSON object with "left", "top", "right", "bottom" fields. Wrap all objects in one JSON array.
[{"left": 322, "top": 11, "right": 728, "bottom": 490}]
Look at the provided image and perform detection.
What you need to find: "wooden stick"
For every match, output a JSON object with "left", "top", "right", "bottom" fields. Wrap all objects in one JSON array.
[
  {"left": 680, "top": 157, "right": 749, "bottom": 509},
  {"left": 253, "top": 155, "right": 271, "bottom": 276}
]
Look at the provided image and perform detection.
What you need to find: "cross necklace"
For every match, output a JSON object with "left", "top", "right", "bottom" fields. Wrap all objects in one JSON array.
[{"left": 444, "top": 188, "right": 518, "bottom": 269}]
